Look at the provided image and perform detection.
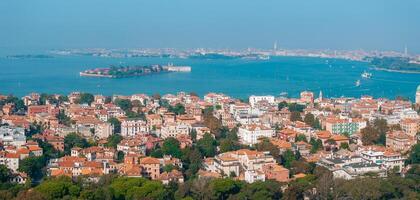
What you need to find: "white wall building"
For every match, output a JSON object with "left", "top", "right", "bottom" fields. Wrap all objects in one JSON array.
[
  {"left": 249, "top": 95, "right": 275, "bottom": 107},
  {"left": 238, "top": 124, "right": 274, "bottom": 145},
  {"left": 121, "top": 119, "right": 149, "bottom": 137}
]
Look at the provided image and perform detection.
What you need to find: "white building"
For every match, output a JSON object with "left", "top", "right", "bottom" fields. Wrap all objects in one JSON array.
[
  {"left": 238, "top": 124, "right": 274, "bottom": 145},
  {"left": 0, "top": 126, "right": 26, "bottom": 147},
  {"left": 160, "top": 123, "right": 190, "bottom": 139},
  {"left": 95, "top": 122, "right": 114, "bottom": 139},
  {"left": 249, "top": 95, "right": 275, "bottom": 107},
  {"left": 121, "top": 119, "right": 149, "bottom": 137}
]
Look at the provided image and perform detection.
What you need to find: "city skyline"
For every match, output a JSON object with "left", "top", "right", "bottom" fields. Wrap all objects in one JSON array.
[{"left": 1, "top": 0, "right": 420, "bottom": 54}]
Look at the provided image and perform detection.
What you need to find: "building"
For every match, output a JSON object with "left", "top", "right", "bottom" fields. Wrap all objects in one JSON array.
[
  {"left": 416, "top": 85, "right": 420, "bottom": 105},
  {"left": 325, "top": 118, "right": 365, "bottom": 135},
  {"left": 400, "top": 118, "right": 419, "bottom": 137},
  {"left": 249, "top": 95, "right": 275, "bottom": 107},
  {"left": 238, "top": 124, "right": 274, "bottom": 145},
  {"left": 386, "top": 131, "right": 416, "bottom": 153},
  {"left": 300, "top": 91, "right": 314, "bottom": 104},
  {"left": 121, "top": 119, "right": 149, "bottom": 137},
  {"left": 262, "top": 163, "right": 289, "bottom": 182},
  {"left": 0, "top": 126, "right": 26, "bottom": 147},
  {"left": 209, "top": 149, "right": 276, "bottom": 181},
  {"left": 95, "top": 122, "right": 114, "bottom": 139}
]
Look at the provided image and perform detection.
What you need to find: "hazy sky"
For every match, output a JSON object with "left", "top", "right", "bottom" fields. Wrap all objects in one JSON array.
[{"left": 1, "top": 0, "right": 420, "bottom": 53}]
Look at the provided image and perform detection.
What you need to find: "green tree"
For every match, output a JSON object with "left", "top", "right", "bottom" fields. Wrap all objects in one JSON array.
[
  {"left": 0, "top": 165, "right": 12, "bottom": 183},
  {"left": 64, "top": 132, "right": 90, "bottom": 155},
  {"left": 290, "top": 111, "right": 302, "bottom": 122},
  {"left": 197, "top": 133, "right": 217, "bottom": 157},
  {"left": 18, "top": 156, "right": 46, "bottom": 180},
  {"left": 78, "top": 93, "right": 95, "bottom": 105},
  {"left": 278, "top": 101, "right": 288, "bottom": 110},
  {"left": 162, "top": 137, "right": 182, "bottom": 158},
  {"left": 35, "top": 176, "right": 76, "bottom": 200},
  {"left": 209, "top": 178, "right": 243, "bottom": 200},
  {"left": 107, "top": 117, "right": 121, "bottom": 133},
  {"left": 406, "top": 144, "right": 420, "bottom": 164},
  {"left": 340, "top": 142, "right": 350, "bottom": 150},
  {"left": 295, "top": 134, "right": 307, "bottom": 142},
  {"left": 115, "top": 98, "right": 132, "bottom": 112},
  {"left": 310, "top": 138, "right": 323, "bottom": 153},
  {"left": 169, "top": 103, "right": 186, "bottom": 115},
  {"left": 106, "top": 134, "right": 123, "bottom": 148},
  {"left": 304, "top": 113, "right": 315, "bottom": 127},
  {"left": 281, "top": 149, "right": 296, "bottom": 169}
]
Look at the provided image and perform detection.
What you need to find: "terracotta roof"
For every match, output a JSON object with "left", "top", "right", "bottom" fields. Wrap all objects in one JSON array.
[{"left": 140, "top": 157, "right": 160, "bottom": 165}]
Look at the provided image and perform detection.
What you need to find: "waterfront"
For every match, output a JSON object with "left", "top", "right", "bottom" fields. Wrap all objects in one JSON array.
[{"left": 0, "top": 55, "right": 419, "bottom": 99}]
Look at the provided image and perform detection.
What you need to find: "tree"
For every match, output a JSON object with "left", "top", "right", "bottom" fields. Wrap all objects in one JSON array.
[
  {"left": 310, "top": 138, "right": 323, "bottom": 153},
  {"left": 64, "top": 132, "right": 89, "bottom": 154},
  {"left": 126, "top": 181, "right": 166, "bottom": 200},
  {"left": 278, "top": 101, "right": 288, "bottom": 110},
  {"left": 340, "top": 142, "right": 350, "bottom": 150},
  {"left": 281, "top": 150, "right": 296, "bottom": 169},
  {"left": 288, "top": 103, "right": 306, "bottom": 112},
  {"left": 106, "top": 134, "right": 123, "bottom": 148},
  {"left": 181, "top": 147, "right": 203, "bottom": 179},
  {"left": 255, "top": 138, "right": 280, "bottom": 160},
  {"left": 209, "top": 178, "right": 243, "bottom": 200},
  {"left": 406, "top": 144, "right": 420, "bottom": 164},
  {"left": 18, "top": 156, "right": 46, "bottom": 180},
  {"left": 0, "top": 165, "right": 12, "bottom": 183},
  {"left": 162, "top": 137, "right": 182, "bottom": 158},
  {"left": 78, "top": 93, "right": 94, "bottom": 105},
  {"left": 290, "top": 111, "right": 302, "bottom": 122},
  {"left": 234, "top": 180, "right": 283, "bottom": 200},
  {"left": 373, "top": 118, "right": 388, "bottom": 135},
  {"left": 169, "top": 103, "right": 186, "bottom": 115},
  {"left": 197, "top": 133, "right": 217, "bottom": 157},
  {"left": 295, "top": 134, "right": 307, "bottom": 142},
  {"left": 189, "top": 129, "right": 197, "bottom": 141},
  {"left": 219, "top": 138, "right": 239, "bottom": 153},
  {"left": 108, "top": 117, "right": 121, "bottom": 133},
  {"left": 115, "top": 98, "right": 132, "bottom": 112},
  {"left": 56, "top": 110, "right": 72, "bottom": 126},
  {"left": 361, "top": 125, "right": 380, "bottom": 145},
  {"left": 304, "top": 113, "right": 315, "bottom": 127}
]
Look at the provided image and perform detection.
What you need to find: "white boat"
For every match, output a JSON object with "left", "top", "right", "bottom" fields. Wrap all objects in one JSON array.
[
  {"left": 361, "top": 71, "right": 372, "bottom": 78},
  {"left": 355, "top": 80, "right": 361, "bottom": 87}
]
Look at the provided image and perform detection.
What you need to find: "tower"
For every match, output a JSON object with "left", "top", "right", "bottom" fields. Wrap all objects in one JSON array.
[
  {"left": 404, "top": 45, "right": 408, "bottom": 57},
  {"left": 274, "top": 41, "right": 277, "bottom": 51},
  {"left": 319, "top": 91, "right": 323, "bottom": 102}
]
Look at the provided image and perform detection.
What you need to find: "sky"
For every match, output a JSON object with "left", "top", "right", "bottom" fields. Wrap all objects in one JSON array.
[{"left": 1, "top": 0, "right": 420, "bottom": 53}]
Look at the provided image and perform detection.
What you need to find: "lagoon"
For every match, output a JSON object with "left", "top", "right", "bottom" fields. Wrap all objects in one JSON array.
[{"left": 0, "top": 56, "right": 419, "bottom": 100}]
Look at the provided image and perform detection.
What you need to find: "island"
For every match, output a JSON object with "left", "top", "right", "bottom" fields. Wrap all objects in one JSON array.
[
  {"left": 365, "top": 56, "right": 420, "bottom": 73},
  {"left": 80, "top": 64, "right": 191, "bottom": 78}
]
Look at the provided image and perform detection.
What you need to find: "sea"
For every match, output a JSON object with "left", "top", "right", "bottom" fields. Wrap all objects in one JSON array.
[{"left": 0, "top": 55, "right": 419, "bottom": 100}]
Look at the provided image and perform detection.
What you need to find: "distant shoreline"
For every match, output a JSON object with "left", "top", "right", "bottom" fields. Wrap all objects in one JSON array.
[{"left": 372, "top": 67, "right": 420, "bottom": 74}]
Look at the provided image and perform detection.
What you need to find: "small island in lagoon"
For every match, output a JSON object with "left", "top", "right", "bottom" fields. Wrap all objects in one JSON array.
[{"left": 80, "top": 64, "right": 191, "bottom": 78}]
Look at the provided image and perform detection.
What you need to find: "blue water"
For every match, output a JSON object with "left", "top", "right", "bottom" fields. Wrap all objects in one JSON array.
[{"left": 0, "top": 56, "right": 419, "bottom": 99}]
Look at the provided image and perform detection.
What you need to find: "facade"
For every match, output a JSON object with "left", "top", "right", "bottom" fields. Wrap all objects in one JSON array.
[
  {"left": 249, "top": 95, "right": 275, "bottom": 107},
  {"left": 238, "top": 124, "right": 274, "bottom": 145},
  {"left": 325, "top": 118, "right": 365, "bottom": 135},
  {"left": 300, "top": 91, "right": 314, "bottom": 104},
  {"left": 121, "top": 119, "right": 149, "bottom": 137}
]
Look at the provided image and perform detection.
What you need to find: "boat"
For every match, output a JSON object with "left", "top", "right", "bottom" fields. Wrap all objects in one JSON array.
[
  {"left": 258, "top": 55, "right": 270, "bottom": 60},
  {"left": 361, "top": 71, "right": 372, "bottom": 78},
  {"left": 355, "top": 80, "right": 361, "bottom": 87}
]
